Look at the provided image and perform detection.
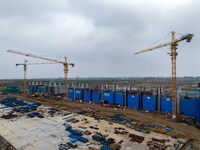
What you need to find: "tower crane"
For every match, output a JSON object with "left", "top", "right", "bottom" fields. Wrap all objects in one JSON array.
[
  {"left": 134, "top": 31, "right": 193, "bottom": 119},
  {"left": 7, "top": 49, "right": 74, "bottom": 100},
  {"left": 16, "top": 60, "right": 55, "bottom": 93}
]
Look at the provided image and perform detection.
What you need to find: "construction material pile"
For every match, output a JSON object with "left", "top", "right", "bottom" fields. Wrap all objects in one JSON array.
[
  {"left": 0, "top": 97, "right": 41, "bottom": 113},
  {"left": 0, "top": 97, "right": 43, "bottom": 118}
]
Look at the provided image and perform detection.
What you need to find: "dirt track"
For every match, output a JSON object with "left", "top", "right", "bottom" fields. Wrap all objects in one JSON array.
[{"left": 3, "top": 95, "right": 200, "bottom": 149}]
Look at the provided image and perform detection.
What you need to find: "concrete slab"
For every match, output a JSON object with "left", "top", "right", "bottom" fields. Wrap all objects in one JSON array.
[{"left": 0, "top": 103, "right": 184, "bottom": 150}]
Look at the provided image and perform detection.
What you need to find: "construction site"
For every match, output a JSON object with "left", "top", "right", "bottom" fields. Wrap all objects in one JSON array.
[
  {"left": 0, "top": 31, "right": 199, "bottom": 150},
  {"left": 1, "top": 1, "right": 200, "bottom": 150}
]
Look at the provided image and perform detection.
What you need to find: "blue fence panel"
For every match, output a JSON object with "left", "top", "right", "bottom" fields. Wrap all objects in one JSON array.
[
  {"left": 92, "top": 92, "right": 101, "bottom": 103},
  {"left": 103, "top": 91, "right": 115, "bottom": 104},
  {"left": 115, "top": 92, "right": 124, "bottom": 106},
  {"left": 127, "top": 94, "right": 139, "bottom": 109},
  {"left": 142, "top": 95, "right": 157, "bottom": 111},
  {"left": 161, "top": 97, "right": 172, "bottom": 113}
]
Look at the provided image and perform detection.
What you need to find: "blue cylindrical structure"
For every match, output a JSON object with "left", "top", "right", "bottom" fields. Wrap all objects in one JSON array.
[
  {"left": 103, "top": 90, "right": 115, "bottom": 104},
  {"left": 161, "top": 97, "right": 172, "bottom": 113},
  {"left": 180, "top": 98, "right": 200, "bottom": 123},
  {"left": 75, "top": 89, "right": 83, "bottom": 100},
  {"left": 114, "top": 91, "right": 124, "bottom": 106},
  {"left": 142, "top": 95, "right": 157, "bottom": 111},
  {"left": 127, "top": 94, "right": 140, "bottom": 109},
  {"left": 83, "top": 89, "right": 92, "bottom": 102},
  {"left": 28, "top": 85, "right": 34, "bottom": 94},
  {"left": 92, "top": 90, "right": 101, "bottom": 103},
  {"left": 68, "top": 88, "right": 74, "bottom": 99},
  {"left": 197, "top": 100, "right": 200, "bottom": 123}
]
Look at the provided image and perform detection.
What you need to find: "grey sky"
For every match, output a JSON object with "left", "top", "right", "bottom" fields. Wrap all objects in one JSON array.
[{"left": 0, "top": 0, "right": 199, "bottom": 79}]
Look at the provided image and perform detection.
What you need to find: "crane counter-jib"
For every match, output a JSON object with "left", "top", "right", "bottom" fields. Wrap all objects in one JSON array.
[{"left": 180, "top": 34, "right": 194, "bottom": 40}]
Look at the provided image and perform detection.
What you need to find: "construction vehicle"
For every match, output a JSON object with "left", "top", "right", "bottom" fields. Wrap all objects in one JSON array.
[
  {"left": 134, "top": 31, "right": 193, "bottom": 119},
  {"left": 32, "top": 92, "right": 39, "bottom": 97},
  {"left": 7, "top": 49, "right": 74, "bottom": 100}
]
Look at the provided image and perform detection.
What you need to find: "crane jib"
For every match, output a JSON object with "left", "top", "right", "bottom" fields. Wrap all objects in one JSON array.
[{"left": 134, "top": 33, "right": 193, "bottom": 55}]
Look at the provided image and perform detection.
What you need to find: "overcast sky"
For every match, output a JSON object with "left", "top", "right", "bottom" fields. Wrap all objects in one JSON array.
[{"left": 0, "top": 0, "right": 199, "bottom": 79}]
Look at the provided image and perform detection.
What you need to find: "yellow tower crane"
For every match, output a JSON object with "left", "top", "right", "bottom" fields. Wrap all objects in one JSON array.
[
  {"left": 7, "top": 49, "right": 74, "bottom": 100},
  {"left": 16, "top": 60, "right": 54, "bottom": 93},
  {"left": 134, "top": 31, "right": 193, "bottom": 119}
]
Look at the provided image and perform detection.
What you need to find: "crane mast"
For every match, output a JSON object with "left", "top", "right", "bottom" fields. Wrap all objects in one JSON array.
[
  {"left": 64, "top": 56, "right": 69, "bottom": 99},
  {"left": 134, "top": 31, "right": 193, "bottom": 119},
  {"left": 16, "top": 60, "right": 28, "bottom": 93},
  {"left": 23, "top": 60, "right": 27, "bottom": 93},
  {"left": 171, "top": 31, "right": 177, "bottom": 118}
]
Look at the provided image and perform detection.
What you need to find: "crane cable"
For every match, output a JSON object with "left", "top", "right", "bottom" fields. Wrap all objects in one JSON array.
[{"left": 146, "top": 32, "right": 171, "bottom": 49}]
